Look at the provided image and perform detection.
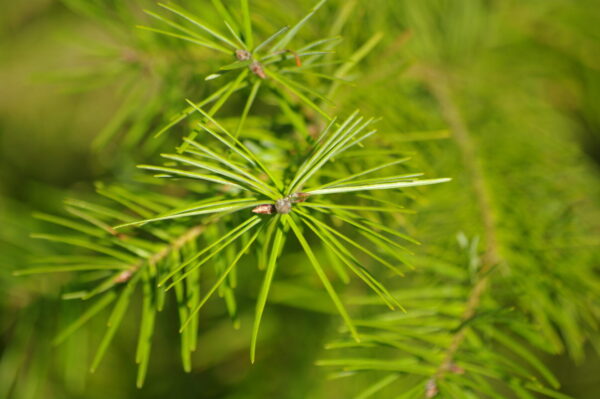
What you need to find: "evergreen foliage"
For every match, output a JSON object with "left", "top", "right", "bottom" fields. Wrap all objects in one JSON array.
[{"left": 1, "top": 0, "right": 599, "bottom": 398}]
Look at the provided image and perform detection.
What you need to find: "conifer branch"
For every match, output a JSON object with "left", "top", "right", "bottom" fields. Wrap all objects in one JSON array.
[
  {"left": 3, "top": 0, "right": 598, "bottom": 397},
  {"left": 118, "top": 222, "right": 207, "bottom": 282}
]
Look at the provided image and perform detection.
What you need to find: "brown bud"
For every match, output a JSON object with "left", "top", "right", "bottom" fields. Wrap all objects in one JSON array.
[
  {"left": 250, "top": 61, "right": 266, "bottom": 79},
  {"left": 252, "top": 204, "right": 275, "bottom": 214},
  {"left": 290, "top": 192, "right": 310, "bottom": 203}
]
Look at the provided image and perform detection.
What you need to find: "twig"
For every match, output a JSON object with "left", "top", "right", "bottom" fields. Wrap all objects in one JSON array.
[
  {"left": 418, "top": 66, "right": 501, "bottom": 394},
  {"left": 115, "top": 223, "right": 207, "bottom": 283}
]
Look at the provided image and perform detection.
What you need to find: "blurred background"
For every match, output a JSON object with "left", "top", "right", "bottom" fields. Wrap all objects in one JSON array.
[{"left": 1, "top": 0, "right": 599, "bottom": 398}]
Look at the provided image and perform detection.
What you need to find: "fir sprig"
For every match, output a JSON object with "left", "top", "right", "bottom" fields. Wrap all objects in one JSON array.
[
  {"left": 117, "top": 107, "right": 448, "bottom": 362},
  {"left": 145, "top": 0, "right": 341, "bottom": 141},
  {"left": 19, "top": 105, "right": 447, "bottom": 384},
  {"left": 9, "top": 0, "right": 598, "bottom": 396}
]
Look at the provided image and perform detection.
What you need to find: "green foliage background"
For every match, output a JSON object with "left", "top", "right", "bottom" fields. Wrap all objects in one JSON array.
[{"left": 1, "top": 0, "right": 599, "bottom": 398}]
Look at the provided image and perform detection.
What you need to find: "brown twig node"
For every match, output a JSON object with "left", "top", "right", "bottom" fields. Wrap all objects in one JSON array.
[
  {"left": 251, "top": 193, "right": 310, "bottom": 215},
  {"left": 235, "top": 49, "right": 251, "bottom": 61},
  {"left": 274, "top": 198, "right": 292, "bottom": 214}
]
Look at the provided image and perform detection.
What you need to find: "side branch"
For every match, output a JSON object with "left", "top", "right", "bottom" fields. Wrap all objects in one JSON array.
[
  {"left": 418, "top": 66, "right": 502, "bottom": 393},
  {"left": 115, "top": 223, "right": 206, "bottom": 283}
]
